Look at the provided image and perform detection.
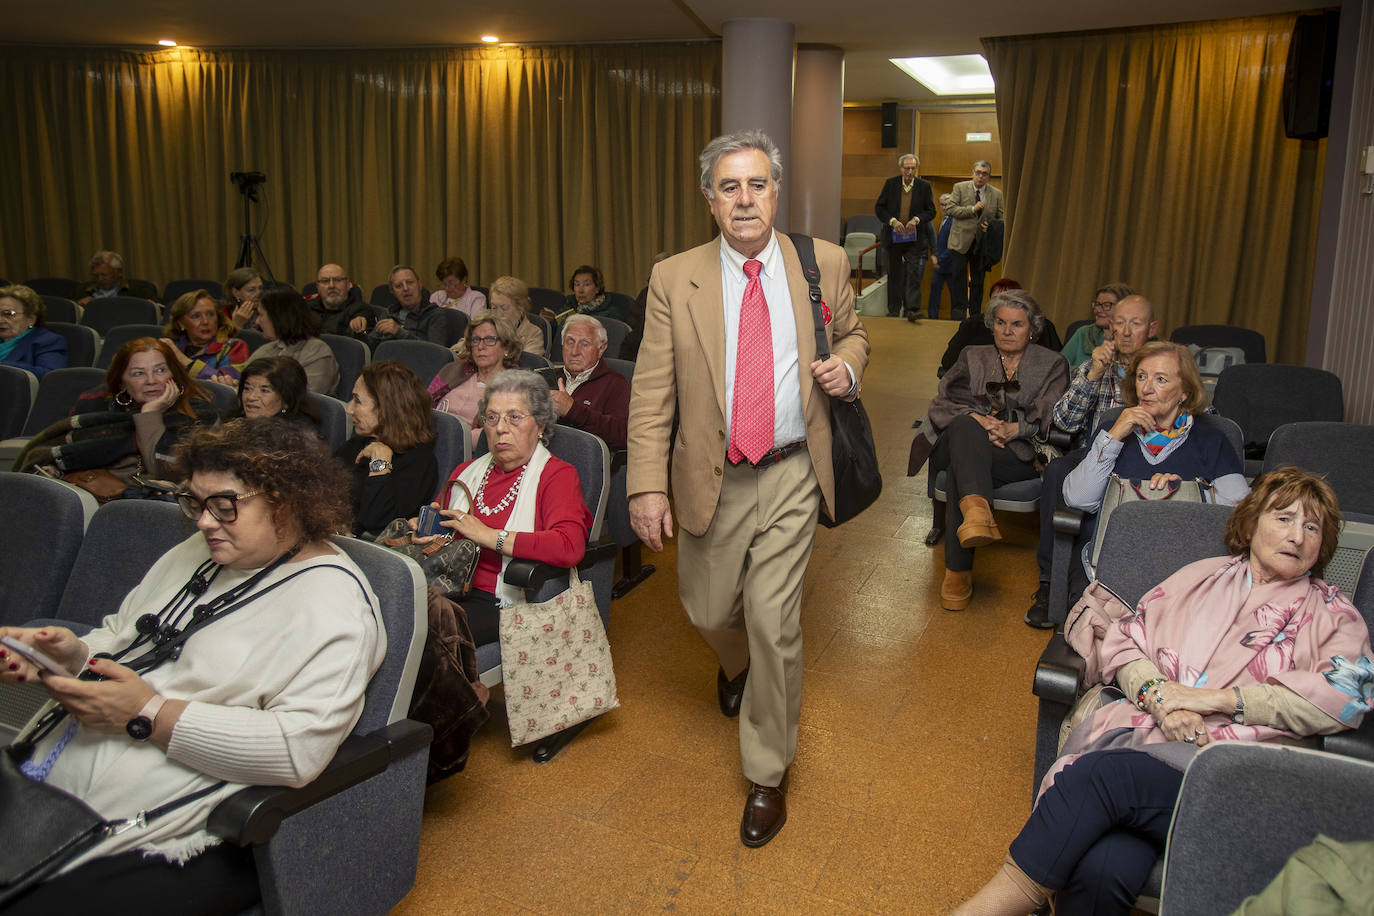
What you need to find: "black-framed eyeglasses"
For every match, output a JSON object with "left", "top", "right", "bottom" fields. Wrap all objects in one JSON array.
[
  {"left": 1090, "top": 299, "right": 1115, "bottom": 310},
  {"left": 175, "top": 490, "right": 263, "bottom": 523},
  {"left": 470, "top": 335, "right": 500, "bottom": 347}
]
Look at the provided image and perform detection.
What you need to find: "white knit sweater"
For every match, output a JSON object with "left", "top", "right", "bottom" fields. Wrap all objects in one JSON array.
[{"left": 37, "top": 535, "right": 386, "bottom": 869}]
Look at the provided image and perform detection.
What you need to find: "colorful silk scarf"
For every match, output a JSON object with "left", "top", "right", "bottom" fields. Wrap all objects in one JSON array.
[{"left": 1141, "top": 411, "right": 1192, "bottom": 456}]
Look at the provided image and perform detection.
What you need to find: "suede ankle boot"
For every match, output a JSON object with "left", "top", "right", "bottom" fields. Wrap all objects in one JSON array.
[
  {"left": 956, "top": 495, "right": 1002, "bottom": 548},
  {"left": 941, "top": 569, "right": 973, "bottom": 610}
]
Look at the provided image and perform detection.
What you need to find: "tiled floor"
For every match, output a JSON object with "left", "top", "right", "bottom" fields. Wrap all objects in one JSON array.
[{"left": 394, "top": 316, "right": 1051, "bottom": 915}]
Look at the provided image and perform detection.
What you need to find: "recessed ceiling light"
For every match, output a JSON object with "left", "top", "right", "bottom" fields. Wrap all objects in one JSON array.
[
  {"left": 480, "top": 35, "right": 499, "bottom": 43},
  {"left": 889, "top": 54, "right": 994, "bottom": 96},
  {"left": 158, "top": 39, "right": 177, "bottom": 47}
]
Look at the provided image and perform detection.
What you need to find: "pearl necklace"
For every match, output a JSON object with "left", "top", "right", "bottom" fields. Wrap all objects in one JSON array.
[{"left": 474, "top": 460, "right": 529, "bottom": 516}]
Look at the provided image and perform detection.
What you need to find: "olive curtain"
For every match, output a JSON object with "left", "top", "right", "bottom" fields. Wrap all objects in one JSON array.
[
  {"left": 0, "top": 42, "right": 721, "bottom": 298},
  {"left": 982, "top": 15, "right": 1324, "bottom": 364}
]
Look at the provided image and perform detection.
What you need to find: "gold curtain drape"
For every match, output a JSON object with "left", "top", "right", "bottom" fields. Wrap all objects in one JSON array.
[
  {"left": 0, "top": 42, "right": 720, "bottom": 297},
  {"left": 983, "top": 15, "right": 1324, "bottom": 364}
]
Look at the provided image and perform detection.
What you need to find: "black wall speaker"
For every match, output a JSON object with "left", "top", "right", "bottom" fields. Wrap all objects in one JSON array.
[
  {"left": 1283, "top": 11, "right": 1339, "bottom": 140},
  {"left": 881, "top": 101, "right": 898, "bottom": 148}
]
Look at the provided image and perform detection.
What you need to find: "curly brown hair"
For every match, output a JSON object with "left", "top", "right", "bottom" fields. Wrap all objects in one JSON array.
[
  {"left": 174, "top": 417, "right": 353, "bottom": 541},
  {"left": 1224, "top": 466, "right": 1343, "bottom": 577}
]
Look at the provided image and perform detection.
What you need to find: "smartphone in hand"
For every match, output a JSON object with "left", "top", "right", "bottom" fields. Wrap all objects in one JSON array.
[
  {"left": 416, "top": 505, "right": 447, "bottom": 538},
  {"left": 1, "top": 636, "right": 69, "bottom": 676}
]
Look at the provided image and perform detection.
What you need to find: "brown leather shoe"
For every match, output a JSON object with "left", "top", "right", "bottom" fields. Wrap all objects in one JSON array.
[
  {"left": 941, "top": 569, "right": 973, "bottom": 611},
  {"left": 740, "top": 781, "right": 787, "bottom": 847},
  {"left": 717, "top": 666, "right": 748, "bottom": 718},
  {"left": 956, "top": 495, "right": 1002, "bottom": 547}
]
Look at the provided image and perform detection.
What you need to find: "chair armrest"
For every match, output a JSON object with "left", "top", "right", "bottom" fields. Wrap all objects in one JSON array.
[
  {"left": 1319, "top": 715, "right": 1374, "bottom": 764},
  {"left": 1032, "top": 633, "right": 1086, "bottom": 705},
  {"left": 503, "top": 540, "right": 618, "bottom": 591},
  {"left": 1051, "top": 506, "right": 1086, "bottom": 537},
  {"left": 610, "top": 449, "right": 627, "bottom": 473},
  {"left": 207, "top": 719, "right": 433, "bottom": 846}
]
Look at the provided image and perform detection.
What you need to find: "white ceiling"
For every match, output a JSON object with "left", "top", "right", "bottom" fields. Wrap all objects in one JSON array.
[{"left": 1, "top": 0, "right": 1311, "bottom": 101}]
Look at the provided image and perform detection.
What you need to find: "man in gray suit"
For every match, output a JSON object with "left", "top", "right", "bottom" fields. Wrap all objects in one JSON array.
[{"left": 946, "top": 160, "right": 1005, "bottom": 320}]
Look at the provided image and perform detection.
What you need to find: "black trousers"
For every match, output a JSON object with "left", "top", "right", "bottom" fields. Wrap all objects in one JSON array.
[
  {"left": 459, "top": 587, "right": 502, "bottom": 646},
  {"left": 885, "top": 241, "right": 927, "bottom": 316},
  {"left": 929, "top": 414, "right": 1038, "bottom": 572},
  {"left": 1010, "top": 749, "right": 1182, "bottom": 916},
  {"left": 948, "top": 242, "right": 987, "bottom": 319},
  {"left": 6, "top": 844, "right": 259, "bottom": 916}
]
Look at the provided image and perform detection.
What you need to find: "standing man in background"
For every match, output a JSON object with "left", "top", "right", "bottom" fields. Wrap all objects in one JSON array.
[
  {"left": 946, "top": 160, "right": 1004, "bottom": 320},
  {"left": 874, "top": 153, "right": 935, "bottom": 321},
  {"left": 628, "top": 129, "right": 870, "bottom": 849}
]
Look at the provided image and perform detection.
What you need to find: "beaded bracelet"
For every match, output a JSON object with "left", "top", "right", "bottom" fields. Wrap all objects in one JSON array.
[{"left": 1136, "top": 678, "right": 1166, "bottom": 711}]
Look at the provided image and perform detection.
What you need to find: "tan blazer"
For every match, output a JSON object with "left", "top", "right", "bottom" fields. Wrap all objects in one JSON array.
[
  {"left": 627, "top": 233, "right": 871, "bottom": 536},
  {"left": 946, "top": 180, "right": 1005, "bottom": 255}
]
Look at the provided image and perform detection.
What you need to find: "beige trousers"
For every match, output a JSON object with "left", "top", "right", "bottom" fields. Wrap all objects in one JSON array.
[{"left": 678, "top": 448, "right": 820, "bottom": 787}]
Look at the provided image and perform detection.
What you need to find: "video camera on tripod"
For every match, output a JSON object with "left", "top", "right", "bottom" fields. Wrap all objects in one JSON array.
[{"left": 229, "top": 170, "right": 273, "bottom": 279}]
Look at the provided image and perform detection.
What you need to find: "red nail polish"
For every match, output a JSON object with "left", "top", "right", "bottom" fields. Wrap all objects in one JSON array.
[
  {"left": 88, "top": 658, "right": 98, "bottom": 666},
  {"left": 7, "top": 663, "right": 16, "bottom": 671},
  {"left": 16, "top": 674, "right": 25, "bottom": 683}
]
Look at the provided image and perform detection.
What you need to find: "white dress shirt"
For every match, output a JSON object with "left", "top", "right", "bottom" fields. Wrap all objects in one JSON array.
[{"left": 719, "top": 233, "right": 805, "bottom": 449}]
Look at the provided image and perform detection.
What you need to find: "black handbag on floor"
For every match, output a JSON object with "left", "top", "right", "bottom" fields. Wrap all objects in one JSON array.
[{"left": 788, "top": 233, "right": 882, "bottom": 527}]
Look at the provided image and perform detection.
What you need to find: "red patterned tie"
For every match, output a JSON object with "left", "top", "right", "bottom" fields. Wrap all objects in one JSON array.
[{"left": 728, "top": 258, "right": 774, "bottom": 465}]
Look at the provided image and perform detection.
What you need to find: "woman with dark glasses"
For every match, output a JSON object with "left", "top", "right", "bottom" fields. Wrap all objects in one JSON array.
[
  {"left": 0, "top": 418, "right": 384, "bottom": 913},
  {"left": 908, "top": 288, "right": 1069, "bottom": 610}
]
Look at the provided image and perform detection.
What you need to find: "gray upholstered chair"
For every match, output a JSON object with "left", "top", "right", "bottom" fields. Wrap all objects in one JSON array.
[
  {"left": 431, "top": 409, "right": 471, "bottom": 484},
  {"left": 372, "top": 339, "right": 455, "bottom": 388},
  {"left": 45, "top": 321, "right": 98, "bottom": 367},
  {"left": 95, "top": 324, "right": 166, "bottom": 368},
  {"left": 38, "top": 295, "right": 80, "bottom": 324},
  {"left": 0, "top": 365, "right": 37, "bottom": 440},
  {"left": 1158, "top": 743, "right": 1374, "bottom": 914},
  {"left": 517, "top": 351, "right": 552, "bottom": 370},
  {"left": 1211, "top": 363, "right": 1344, "bottom": 475},
  {"left": 0, "top": 472, "right": 96, "bottom": 626},
  {"left": 78, "top": 295, "right": 161, "bottom": 335},
  {"left": 1262, "top": 421, "right": 1374, "bottom": 519},
  {"left": 210, "top": 535, "right": 430, "bottom": 916},
  {"left": 307, "top": 391, "right": 350, "bottom": 452},
  {"left": 0, "top": 366, "right": 107, "bottom": 465},
  {"left": 320, "top": 333, "right": 370, "bottom": 400}
]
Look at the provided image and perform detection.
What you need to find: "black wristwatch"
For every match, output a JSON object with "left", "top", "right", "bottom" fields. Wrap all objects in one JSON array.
[{"left": 126, "top": 694, "right": 167, "bottom": 741}]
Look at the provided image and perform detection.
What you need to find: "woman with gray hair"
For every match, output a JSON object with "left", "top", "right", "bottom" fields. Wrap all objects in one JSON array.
[
  {"left": 411, "top": 369, "right": 592, "bottom": 644},
  {"left": 908, "top": 288, "right": 1069, "bottom": 610}
]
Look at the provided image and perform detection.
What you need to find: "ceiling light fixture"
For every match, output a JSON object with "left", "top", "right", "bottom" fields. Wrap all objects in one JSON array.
[
  {"left": 480, "top": 35, "right": 499, "bottom": 43},
  {"left": 889, "top": 54, "right": 995, "bottom": 96},
  {"left": 158, "top": 39, "right": 177, "bottom": 47}
]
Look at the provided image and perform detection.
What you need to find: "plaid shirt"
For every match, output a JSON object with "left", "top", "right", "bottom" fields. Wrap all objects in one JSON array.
[{"left": 1050, "top": 360, "right": 1125, "bottom": 435}]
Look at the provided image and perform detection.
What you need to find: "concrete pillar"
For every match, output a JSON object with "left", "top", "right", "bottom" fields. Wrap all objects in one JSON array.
[
  {"left": 721, "top": 18, "right": 795, "bottom": 230},
  {"left": 791, "top": 44, "right": 845, "bottom": 242}
]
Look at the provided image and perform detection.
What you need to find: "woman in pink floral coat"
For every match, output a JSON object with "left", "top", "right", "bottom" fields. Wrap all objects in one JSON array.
[{"left": 955, "top": 467, "right": 1373, "bottom": 916}]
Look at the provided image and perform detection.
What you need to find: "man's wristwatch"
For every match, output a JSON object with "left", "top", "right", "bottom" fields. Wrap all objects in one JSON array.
[
  {"left": 369, "top": 458, "right": 393, "bottom": 474},
  {"left": 127, "top": 694, "right": 167, "bottom": 741}
]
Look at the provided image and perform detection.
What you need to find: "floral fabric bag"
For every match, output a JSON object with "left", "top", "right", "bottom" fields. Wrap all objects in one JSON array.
[{"left": 499, "top": 568, "right": 619, "bottom": 746}]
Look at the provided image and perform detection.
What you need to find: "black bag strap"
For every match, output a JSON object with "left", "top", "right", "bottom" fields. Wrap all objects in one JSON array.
[
  {"left": 787, "top": 232, "right": 831, "bottom": 362},
  {"left": 16, "top": 563, "right": 370, "bottom": 753}
]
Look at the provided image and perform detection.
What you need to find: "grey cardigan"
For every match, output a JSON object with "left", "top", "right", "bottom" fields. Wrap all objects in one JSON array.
[{"left": 916, "top": 344, "right": 1069, "bottom": 464}]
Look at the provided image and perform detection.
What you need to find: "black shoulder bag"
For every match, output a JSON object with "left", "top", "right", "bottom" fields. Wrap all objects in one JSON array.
[{"left": 788, "top": 233, "right": 882, "bottom": 527}]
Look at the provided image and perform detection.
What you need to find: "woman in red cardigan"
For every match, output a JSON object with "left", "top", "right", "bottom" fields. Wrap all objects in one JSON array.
[{"left": 413, "top": 369, "right": 591, "bottom": 644}]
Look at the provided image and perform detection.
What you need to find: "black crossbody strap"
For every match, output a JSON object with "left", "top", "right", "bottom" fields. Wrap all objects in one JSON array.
[{"left": 787, "top": 232, "right": 831, "bottom": 362}]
